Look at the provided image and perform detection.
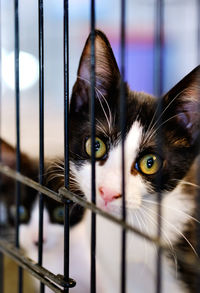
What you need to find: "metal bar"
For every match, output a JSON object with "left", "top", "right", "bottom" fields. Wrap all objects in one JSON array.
[
  {"left": 38, "top": 1, "right": 45, "bottom": 292},
  {"left": 154, "top": 0, "right": 164, "bottom": 97},
  {"left": 0, "top": 253, "right": 3, "bottom": 293},
  {"left": 154, "top": 1, "right": 164, "bottom": 293},
  {"left": 0, "top": 163, "right": 183, "bottom": 247},
  {"left": 90, "top": 1, "right": 96, "bottom": 292},
  {"left": 14, "top": 0, "right": 23, "bottom": 292},
  {"left": 0, "top": 0, "right": 1, "bottom": 160},
  {"left": 63, "top": 1, "right": 70, "bottom": 292},
  {"left": 0, "top": 230, "right": 200, "bottom": 290},
  {"left": 0, "top": 0, "right": 3, "bottom": 290},
  {"left": 198, "top": 0, "right": 200, "bottom": 63},
  {"left": 196, "top": 2, "right": 200, "bottom": 292},
  {"left": 0, "top": 165, "right": 200, "bottom": 277},
  {"left": 0, "top": 239, "right": 76, "bottom": 291},
  {"left": 14, "top": 0, "right": 20, "bottom": 251},
  {"left": 0, "top": 162, "right": 188, "bottom": 255},
  {"left": 120, "top": 1, "right": 126, "bottom": 293}
]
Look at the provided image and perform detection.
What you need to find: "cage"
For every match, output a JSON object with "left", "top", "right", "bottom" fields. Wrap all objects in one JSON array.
[{"left": 0, "top": 0, "right": 200, "bottom": 293}]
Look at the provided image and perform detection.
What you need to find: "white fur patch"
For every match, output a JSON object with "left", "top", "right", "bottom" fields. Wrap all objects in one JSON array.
[{"left": 19, "top": 200, "right": 90, "bottom": 293}]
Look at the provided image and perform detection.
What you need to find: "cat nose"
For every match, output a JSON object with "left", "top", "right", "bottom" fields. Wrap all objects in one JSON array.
[
  {"left": 33, "top": 238, "right": 46, "bottom": 247},
  {"left": 99, "top": 186, "right": 121, "bottom": 203}
]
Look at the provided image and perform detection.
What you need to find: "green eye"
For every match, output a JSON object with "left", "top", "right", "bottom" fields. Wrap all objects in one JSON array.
[
  {"left": 10, "top": 205, "right": 29, "bottom": 222},
  {"left": 19, "top": 206, "right": 28, "bottom": 221},
  {"left": 53, "top": 207, "right": 64, "bottom": 223},
  {"left": 137, "top": 154, "right": 162, "bottom": 175},
  {"left": 85, "top": 137, "right": 107, "bottom": 159}
]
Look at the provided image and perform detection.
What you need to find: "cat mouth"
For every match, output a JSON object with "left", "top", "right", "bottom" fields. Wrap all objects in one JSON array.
[{"left": 98, "top": 199, "right": 121, "bottom": 215}]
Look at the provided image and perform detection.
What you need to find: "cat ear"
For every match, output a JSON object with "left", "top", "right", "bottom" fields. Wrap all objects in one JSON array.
[
  {"left": 70, "top": 30, "right": 120, "bottom": 113},
  {"left": 1, "top": 139, "right": 37, "bottom": 179},
  {"left": 163, "top": 65, "right": 200, "bottom": 146}
]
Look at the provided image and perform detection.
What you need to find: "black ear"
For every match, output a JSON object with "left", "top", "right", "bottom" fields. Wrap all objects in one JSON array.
[
  {"left": 70, "top": 30, "right": 120, "bottom": 114},
  {"left": 0, "top": 139, "right": 37, "bottom": 180},
  {"left": 162, "top": 65, "right": 200, "bottom": 147}
]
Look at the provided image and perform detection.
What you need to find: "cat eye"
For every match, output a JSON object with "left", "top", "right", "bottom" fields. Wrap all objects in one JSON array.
[
  {"left": 53, "top": 206, "right": 64, "bottom": 223},
  {"left": 85, "top": 137, "right": 107, "bottom": 159},
  {"left": 10, "top": 205, "right": 29, "bottom": 222},
  {"left": 136, "top": 154, "right": 162, "bottom": 175}
]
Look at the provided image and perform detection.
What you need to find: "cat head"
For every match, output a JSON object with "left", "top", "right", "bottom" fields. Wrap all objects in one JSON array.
[
  {"left": 0, "top": 140, "right": 76, "bottom": 250},
  {"left": 69, "top": 30, "right": 200, "bottom": 215},
  {"left": 17, "top": 165, "right": 84, "bottom": 255}
]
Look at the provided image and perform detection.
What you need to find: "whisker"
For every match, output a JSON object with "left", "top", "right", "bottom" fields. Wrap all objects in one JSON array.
[
  {"left": 144, "top": 89, "right": 186, "bottom": 145},
  {"left": 144, "top": 110, "right": 200, "bottom": 144},
  {"left": 136, "top": 209, "right": 158, "bottom": 256},
  {"left": 135, "top": 210, "right": 149, "bottom": 266},
  {"left": 141, "top": 206, "right": 178, "bottom": 275},
  {"left": 144, "top": 113, "right": 183, "bottom": 144},
  {"left": 46, "top": 174, "right": 64, "bottom": 183},
  {"left": 172, "top": 179, "right": 200, "bottom": 189},
  {"left": 95, "top": 119, "right": 109, "bottom": 137},
  {"left": 77, "top": 75, "right": 112, "bottom": 133},
  {"left": 142, "top": 198, "right": 200, "bottom": 224},
  {"left": 144, "top": 204, "right": 198, "bottom": 256}
]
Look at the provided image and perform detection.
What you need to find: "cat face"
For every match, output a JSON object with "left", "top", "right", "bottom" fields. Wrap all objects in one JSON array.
[
  {"left": 0, "top": 140, "right": 65, "bottom": 253},
  {"left": 19, "top": 200, "right": 65, "bottom": 259},
  {"left": 6, "top": 186, "right": 66, "bottom": 257},
  {"left": 69, "top": 30, "right": 200, "bottom": 217}
]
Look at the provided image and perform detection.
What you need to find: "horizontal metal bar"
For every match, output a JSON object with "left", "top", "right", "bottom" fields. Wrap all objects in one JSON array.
[
  {"left": 1, "top": 162, "right": 200, "bottom": 272},
  {"left": 0, "top": 163, "right": 162, "bottom": 243},
  {"left": 0, "top": 163, "right": 63, "bottom": 203},
  {"left": 0, "top": 239, "right": 76, "bottom": 291}
]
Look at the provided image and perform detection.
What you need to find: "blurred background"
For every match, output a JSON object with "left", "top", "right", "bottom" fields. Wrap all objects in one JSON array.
[{"left": 0, "top": 0, "right": 199, "bottom": 159}]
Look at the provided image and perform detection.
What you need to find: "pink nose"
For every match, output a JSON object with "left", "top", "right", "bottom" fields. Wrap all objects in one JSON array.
[
  {"left": 32, "top": 233, "right": 46, "bottom": 247},
  {"left": 33, "top": 238, "right": 46, "bottom": 247},
  {"left": 99, "top": 186, "right": 121, "bottom": 203}
]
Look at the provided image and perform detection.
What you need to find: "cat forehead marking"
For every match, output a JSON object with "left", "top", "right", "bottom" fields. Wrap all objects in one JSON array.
[{"left": 101, "top": 121, "right": 143, "bottom": 173}]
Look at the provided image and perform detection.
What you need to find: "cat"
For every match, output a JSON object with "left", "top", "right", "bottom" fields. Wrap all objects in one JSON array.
[
  {"left": 0, "top": 140, "right": 89, "bottom": 293},
  {"left": 18, "top": 191, "right": 89, "bottom": 293},
  {"left": 48, "top": 30, "right": 200, "bottom": 292}
]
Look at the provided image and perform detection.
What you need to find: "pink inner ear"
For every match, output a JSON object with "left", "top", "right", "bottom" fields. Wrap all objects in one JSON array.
[
  {"left": 78, "top": 58, "right": 90, "bottom": 81},
  {"left": 177, "top": 112, "right": 190, "bottom": 129},
  {"left": 77, "top": 32, "right": 120, "bottom": 90},
  {"left": 176, "top": 100, "right": 200, "bottom": 143}
]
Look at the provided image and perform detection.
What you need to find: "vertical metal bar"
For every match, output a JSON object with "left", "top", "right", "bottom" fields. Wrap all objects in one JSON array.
[
  {"left": 14, "top": 1, "right": 23, "bottom": 292},
  {"left": 154, "top": 1, "right": 164, "bottom": 293},
  {"left": 154, "top": 0, "right": 164, "bottom": 98},
  {"left": 197, "top": 0, "right": 200, "bottom": 63},
  {"left": 38, "top": 1, "right": 44, "bottom": 292},
  {"left": 0, "top": 253, "right": 3, "bottom": 293},
  {"left": 63, "top": 1, "right": 70, "bottom": 292},
  {"left": 0, "top": 1, "right": 4, "bottom": 291},
  {"left": 120, "top": 1, "right": 126, "bottom": 293},
  {"left": 196, "top": 2, "right": 200, "bottom": 293},
  {"left": 90, "top": 1, "right": 96, "bottom": 292}
]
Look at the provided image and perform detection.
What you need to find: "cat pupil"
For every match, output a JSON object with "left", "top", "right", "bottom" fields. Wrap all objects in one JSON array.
[
  {"left": 19, "top": 206, "right": 25, "bottom": 215},
  {"left": 147, "top": 157, "right": 154, "bottom": 169},
  {"left": 58, "top": 209, "right": 64, "bottom": 217},
  {"left": 95, "top": 141, "right": 100, "bottom": 152}
]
